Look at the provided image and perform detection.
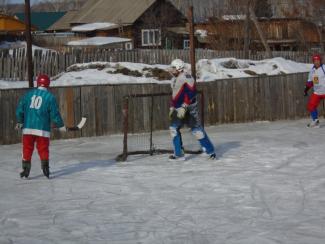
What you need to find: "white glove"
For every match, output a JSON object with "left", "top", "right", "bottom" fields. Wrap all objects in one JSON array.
[
  {"left": 59, "top": 126, "right": 67, "bottom": 132},
  {"left": 15, "top": 123, "right": 23, "bottom": 130},
  {"left": 176, "top": 106, "right": 187, "bottom": 119}
]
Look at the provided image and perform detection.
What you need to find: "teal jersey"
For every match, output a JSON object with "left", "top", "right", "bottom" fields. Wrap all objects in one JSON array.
[{"left": 16, "top": 87, "right": 64, "bottom": 137}]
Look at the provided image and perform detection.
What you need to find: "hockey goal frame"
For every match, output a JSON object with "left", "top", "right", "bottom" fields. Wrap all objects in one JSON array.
[{"left": 116, "top": 92, "right": 205, "bottom": 161}]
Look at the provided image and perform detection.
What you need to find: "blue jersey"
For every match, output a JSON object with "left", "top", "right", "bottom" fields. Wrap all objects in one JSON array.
[{"left": 16, "top": 87, "right": 64, "bottom": 137}]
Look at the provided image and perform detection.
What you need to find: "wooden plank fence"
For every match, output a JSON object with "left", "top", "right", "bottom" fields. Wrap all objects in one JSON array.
[
  {"left": 0, "top": 49, "right": 315, "bottom": 81},
  {"left": 1, "top": 72, "right": 319, "bottom": 145}
]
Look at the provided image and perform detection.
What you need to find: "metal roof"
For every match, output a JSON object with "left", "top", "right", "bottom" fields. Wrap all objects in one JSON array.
[
  {"left": 71, "top": 0, "right": 156, "bottom": 25},
  {"left": 48, "top": 11, "right": 79, "bottom": 31},
  {"left": 15, "top": 12, "right": 66, "bottom": 31}
]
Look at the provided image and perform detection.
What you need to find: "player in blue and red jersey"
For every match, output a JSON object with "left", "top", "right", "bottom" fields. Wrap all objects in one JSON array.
[{"left": 169, "top": 59, "right": 216, "bottom": 161}]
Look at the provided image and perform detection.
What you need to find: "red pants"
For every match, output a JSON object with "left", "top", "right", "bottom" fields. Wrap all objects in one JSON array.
[
  {"left": 307, "top": 93, "right": 325, "bottom": 112},
  {"left": 22, "top": 135, "right": 50, "bottom": 161}
]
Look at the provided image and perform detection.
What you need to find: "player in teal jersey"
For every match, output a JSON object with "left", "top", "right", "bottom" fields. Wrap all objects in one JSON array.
[{"left": 16, "top": 74, "right": 66, "bottom": 179}]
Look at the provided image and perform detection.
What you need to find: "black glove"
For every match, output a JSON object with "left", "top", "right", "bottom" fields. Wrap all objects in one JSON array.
[{"left": 304, "top": 86, "right": 310, "bottom": 97}]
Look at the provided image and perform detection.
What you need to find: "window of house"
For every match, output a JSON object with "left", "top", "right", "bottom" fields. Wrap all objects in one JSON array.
[
  {"left": 142, "top": 29, "right": 161, "bottom": 46},
  {"left": 183, "top": 39, "right": 190, "bottom": 49}
]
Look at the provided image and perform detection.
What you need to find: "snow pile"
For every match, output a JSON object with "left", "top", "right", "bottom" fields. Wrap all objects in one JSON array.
[
  {"left": 197, "top": 57, "right": 312, "bottom": 81},
  {"left": 0, "top": 57, "right": 312, "bottom": 89},
  {"left": 51, "top": 62, "right": 172, "bottom": 87}
]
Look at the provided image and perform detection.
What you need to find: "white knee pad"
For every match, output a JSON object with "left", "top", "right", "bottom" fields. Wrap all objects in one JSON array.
[
  {"left": 192, "top": 129, "right": 204, "bottom": 140},
  {"left": 169, "top": 127, "right": 178, "bottom": 138}
]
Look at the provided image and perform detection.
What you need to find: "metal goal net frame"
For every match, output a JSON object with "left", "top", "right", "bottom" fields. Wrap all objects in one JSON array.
[{"left": 116, "top": 92, "right": 205, "bottom": 162}]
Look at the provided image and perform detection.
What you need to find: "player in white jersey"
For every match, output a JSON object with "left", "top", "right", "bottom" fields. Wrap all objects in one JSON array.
[
  {"left": 168, "top": 59, "right": 216, "bottom": 161},
  {"left": 304, "top": 54, "right": 325, "bottom": 128}
]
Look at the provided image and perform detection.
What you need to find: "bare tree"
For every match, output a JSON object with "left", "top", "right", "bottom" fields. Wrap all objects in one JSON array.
[
  {"left": 0, "top": 0, "right": 8, "bottom": 14},
  {"left": 32, "top": 0, "right": 86, "bottom": 11}
]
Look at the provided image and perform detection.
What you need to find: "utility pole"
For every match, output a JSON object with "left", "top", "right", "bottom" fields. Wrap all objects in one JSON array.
[
  {"left": 244, "top": 0, "right": 251, "bottom": 59},
  {"left": 188, "top": 6, "right": 196, "bottom": 82},
  {"left": 25, "top": 0, "right": 33, "bottom": 88}
]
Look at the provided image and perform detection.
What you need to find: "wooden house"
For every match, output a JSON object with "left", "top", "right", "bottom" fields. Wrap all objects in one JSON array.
[
  {"left": 48, "top": 0, "right": 189, "bottom": 49},
  {"left": 0, "top": 14, "right": 36, "bottom": 42},
  {"left": 197, "top": 17, "right": 325, "bottom": 51}
]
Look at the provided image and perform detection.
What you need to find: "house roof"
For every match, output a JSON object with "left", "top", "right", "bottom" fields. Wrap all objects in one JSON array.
[
  {"left": 15, "top": 12, "right": 66, "bottom": 31},
  {"left": 49, "top": 0, "right": 159, "bottom": 31},
  {"left": 72, "top": 0, "right": 156, "bottom": 25},
  {"left": 0, "top": 14, "right": 36, "bottom": 33},
  {"left": 48, "top": 11, "right": 79, "bottom": 31}
]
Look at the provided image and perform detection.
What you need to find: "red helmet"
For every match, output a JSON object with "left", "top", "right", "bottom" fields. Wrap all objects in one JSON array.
[
  {"left": 37, "top": 74, "right": 50, "bottom": 87},
  {"left": 312, "top": 54, "right": 322, "bottom": 63}
]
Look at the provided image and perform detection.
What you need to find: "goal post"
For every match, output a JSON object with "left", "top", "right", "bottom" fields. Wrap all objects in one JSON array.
[{"left": 116, "top": 92, "right": 205, "bottom": 161}]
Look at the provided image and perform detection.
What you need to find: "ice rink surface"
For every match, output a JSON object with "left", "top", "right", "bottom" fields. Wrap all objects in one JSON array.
[{"left": 1, "top": 119, "right": 325, "bottom": 244}]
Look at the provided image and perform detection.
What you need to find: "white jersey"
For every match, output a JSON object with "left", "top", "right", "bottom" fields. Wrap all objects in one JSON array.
[
  {"left": 170, "top": 72, "right": 196, "bottom": 108},
  {"left": 308, "top": 64, "right": 325, "bottom": 95}
]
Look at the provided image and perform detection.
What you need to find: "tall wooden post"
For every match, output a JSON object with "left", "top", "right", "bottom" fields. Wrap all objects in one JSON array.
[
  {"left": 25, "top": 0, "right": 34, "bottom": 88},
  {"left": 188, "top": 6, "right": 196, "bottom": 82},
  {"left": 244, "top": 1, "right": 251, "bottom": 59}
]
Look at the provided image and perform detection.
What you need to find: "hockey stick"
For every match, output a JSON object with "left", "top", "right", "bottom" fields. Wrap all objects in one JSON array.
[{"left": 66, "top": 117, "right": 87, "bottom": 131}]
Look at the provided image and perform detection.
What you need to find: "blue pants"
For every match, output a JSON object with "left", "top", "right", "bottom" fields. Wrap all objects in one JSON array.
[{"left": 170, "top": 104, "right": 215, "bottom": 157}]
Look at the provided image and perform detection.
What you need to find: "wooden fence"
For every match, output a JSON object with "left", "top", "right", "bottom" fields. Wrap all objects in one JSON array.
[
  {"left": 0, "top": 49, "right": 314, "bottom": 81},
  {"left": 1, "top": 72, "right": 319, "bottom": 145}
]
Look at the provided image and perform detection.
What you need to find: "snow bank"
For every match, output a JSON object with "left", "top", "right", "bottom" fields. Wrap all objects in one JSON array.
[
  {"left": 197, "top": 57, "right": 312, "bottom": 81},
  {"left": 0, "top": 57, "right": 312, "bottom": 89}
]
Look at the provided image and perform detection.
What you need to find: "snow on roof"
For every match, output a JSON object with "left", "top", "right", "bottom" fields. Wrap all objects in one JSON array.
[
  {"left": 71, "top": 22, "right": 119, "bottom": 32},
  {"left": 222, "top": 15, "right": 246, "bottom": 20},
  {"left": 67, "top": 37, "right": 132, "bottom": 46}
]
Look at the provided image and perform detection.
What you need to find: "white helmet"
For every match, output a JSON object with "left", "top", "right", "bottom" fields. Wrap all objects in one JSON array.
[{"left": 171, "top": 59, "right": 185, "bottom": 71}]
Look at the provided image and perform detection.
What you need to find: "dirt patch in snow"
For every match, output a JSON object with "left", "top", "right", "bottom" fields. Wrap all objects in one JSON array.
[{"left": 144, "top": 67, "right": 172, "bottom": 80}]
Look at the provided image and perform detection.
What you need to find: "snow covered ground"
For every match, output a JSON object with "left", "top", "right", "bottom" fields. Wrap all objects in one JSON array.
[
  {"left": 0, "top": 57, "right": 312, "bottom": 89},
  {"left": 1, "top": 119, "right": 325, "bottom": 244}
]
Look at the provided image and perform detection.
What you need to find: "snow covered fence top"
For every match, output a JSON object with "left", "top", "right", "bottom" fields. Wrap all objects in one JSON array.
[{"left": 0, "top": 57, "right": 312, "bottom": 89}]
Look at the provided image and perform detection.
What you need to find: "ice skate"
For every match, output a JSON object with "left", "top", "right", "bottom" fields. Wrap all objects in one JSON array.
[
  {"left": 209, "top": 153, "right": 217, "bottom": 160},
  {"left": 20, "top": 160, "right": 31, "bottom": 178},
  {"left": 41, "top": 160, "right": 50, "bottom": 179},
  {"left": 168, "top": 155, "right": 186, "bottom": 162},
  {"left": 307, "top": 119, "right": 320, "bottom": 128}
]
